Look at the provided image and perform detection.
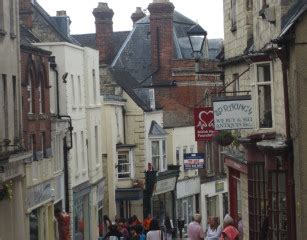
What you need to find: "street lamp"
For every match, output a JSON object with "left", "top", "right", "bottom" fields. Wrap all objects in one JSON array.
[{"left": 187, "top": 24, "right": 207, "bottom": 73}]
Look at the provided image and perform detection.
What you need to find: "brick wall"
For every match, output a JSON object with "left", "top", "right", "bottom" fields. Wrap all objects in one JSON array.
[
  {"left": 148, "top": 2, "right": 175, "bottom": 83},
  {"left": 20, "top": 49, "right": 52, "bottom": 154}
]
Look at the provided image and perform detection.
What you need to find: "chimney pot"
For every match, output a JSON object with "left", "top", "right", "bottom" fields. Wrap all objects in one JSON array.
[
  {"left": 56, "top": 10, "right": 67, "bottom": 16},
  {"left": 131, "top": 7, "right": 146, "bottom": 25}
]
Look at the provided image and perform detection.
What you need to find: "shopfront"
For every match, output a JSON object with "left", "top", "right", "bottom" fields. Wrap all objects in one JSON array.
[
  {"left": 176, "top": 177, "right": 201, "bottom": 233},
  {"left": 200, "top": 178, "right": 228, "bottom": 230},
  {"left": 97, "top": 180, "right": 104, "bottom": 238},
  {"left": 0, "top": 157, "right": 27, "bottom": 240},
  {"left": 115, "top": 188, "right": 143, "bottom": 219},
  {"left": 26, "top": 179, "right": 55, "bottom": 240},
  {"left": 73, "top": 182, "right": 91, "bottom": 240}
]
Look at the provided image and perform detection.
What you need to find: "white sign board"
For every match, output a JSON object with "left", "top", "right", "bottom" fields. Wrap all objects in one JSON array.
[
  {"left": 153, "top": 177, "right": 177, "bottom": 196},
  {"left": 213, "top": 99, "right": 253, "bottom": 130}
]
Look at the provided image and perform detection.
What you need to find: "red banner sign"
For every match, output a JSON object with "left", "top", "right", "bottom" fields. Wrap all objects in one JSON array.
[{"left": 194, "top": 107, "right": 215, "bottom": 141}]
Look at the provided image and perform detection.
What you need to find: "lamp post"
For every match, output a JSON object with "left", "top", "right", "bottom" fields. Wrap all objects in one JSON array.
[{"left": 187, "top": 24, "right": 207, "bottom": 73}]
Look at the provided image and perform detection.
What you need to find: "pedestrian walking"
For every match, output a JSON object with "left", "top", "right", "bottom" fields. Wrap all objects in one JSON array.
[
  {"left": 146, "top": 218, "right": 166, "bottom": 240},
  {"left": 206, "top": 217, "right": 222, "bottom": 240},
  {"left": 220, "top": 214, "right": 239, "bottom": 240},
  {"left": 187, "top": 213, "right": 205, "bottom": 240},
  {"left": 104, "top": 222, "right": 123, "bottom": 240},
  {"left": 164, "top": 216, "right": 174, "bottom": 240}
]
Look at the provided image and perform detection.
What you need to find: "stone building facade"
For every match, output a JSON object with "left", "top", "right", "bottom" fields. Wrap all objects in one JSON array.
[{"left": 221, "top": 0, "right": 298, "bottom": 239}]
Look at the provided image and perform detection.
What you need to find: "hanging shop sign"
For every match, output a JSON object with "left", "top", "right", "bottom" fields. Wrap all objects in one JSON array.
[
  {"left": 213, "top": 96, "right": 253, "bottom": 130},
  {"left": 184, "top": 153, "right": 205, "bottom": 170},
  {"left": 153, "top": 177, "right": 177, "bottom": 196},
  {"left": 194, "top": 107, "right": 216, "bottom": 141}
]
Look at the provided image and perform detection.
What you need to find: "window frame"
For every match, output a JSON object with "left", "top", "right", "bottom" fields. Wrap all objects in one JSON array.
[
  {"left": 150, "top": 139, "right": 167, "bottom": 172},
  {"left": 117, "top": 149, "right": 134, "bottom": 179},
  {"left": 252, "top": 62, "right": 274, "bottom": 130},
  {"left": 205, "top": 141, "right": 215, "bottom": 175},
  {"left": 230, "top": 0, "right": 237, "bottom": 31}
]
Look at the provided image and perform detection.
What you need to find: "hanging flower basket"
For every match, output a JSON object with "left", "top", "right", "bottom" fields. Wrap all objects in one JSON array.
[
  {"left": 0, "top": 181, "right": 13, "bottom": 201},
  {"left": 213, "top": 130, "right": 235, "bottom": 146}
]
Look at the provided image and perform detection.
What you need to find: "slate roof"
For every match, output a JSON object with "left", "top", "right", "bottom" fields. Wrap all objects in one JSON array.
[
  {"left": 32, "top": 1, "right": 80, "bottom": 45},
  {"left": 208, "top": 39, "right": 223, "bottom": 59},
  {"left": 149, "top": 121, "right": 167, "bottom": 136},
  {"left": 280, "top": 0, "right": 307, "bottom": 37},
  {"left": 72, "top": 31, "right": 130, "bottom": 55},
  {"left": 20, "top": 25, "right": 51, "bottom": 54},
  {"left": 108, "top": 68, "right": 154, "bottom": 112},
  {"left": 112, "top": 11, "right": 206, "bottom": 83}
]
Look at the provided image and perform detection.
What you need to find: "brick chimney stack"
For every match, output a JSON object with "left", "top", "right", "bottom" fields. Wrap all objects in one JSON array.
[
  {"left": 93, "top": 2, "right": 114, "bottom": 65},
  {"left": 19, "top": 0, "right": 33, "bottom": 28},
  {"left": 131, "top": 7, "right": 146, "bottom": 26},
  {"left": 148, "top": 0, "right": 174, "bottom": 83}
]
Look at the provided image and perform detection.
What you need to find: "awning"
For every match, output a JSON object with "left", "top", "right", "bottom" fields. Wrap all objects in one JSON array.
[{"left": 115, "top": 188, "right": 143, "bottom": 201}]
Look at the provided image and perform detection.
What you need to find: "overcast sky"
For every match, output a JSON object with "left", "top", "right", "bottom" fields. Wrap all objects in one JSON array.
[{"left": 36, "top": 0, "right": 224, "bottom": 39}]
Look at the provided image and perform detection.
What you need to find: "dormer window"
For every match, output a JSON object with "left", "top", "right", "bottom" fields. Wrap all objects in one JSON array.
[{"left": 149, "top": 88, "right": 155, "bottom": 110}]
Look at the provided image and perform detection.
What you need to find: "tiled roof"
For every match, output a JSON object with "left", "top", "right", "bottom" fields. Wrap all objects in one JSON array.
[{"left": 208, "top": 39, "right": 223, "bottom": 59}]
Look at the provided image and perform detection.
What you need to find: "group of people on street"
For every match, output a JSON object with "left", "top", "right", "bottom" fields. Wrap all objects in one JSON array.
[
  {"left": 100, "top": 214, "right": 174, "bottom": 240},
  {"left": 187, "top": 213, "right": 242, "bottom": 240}
]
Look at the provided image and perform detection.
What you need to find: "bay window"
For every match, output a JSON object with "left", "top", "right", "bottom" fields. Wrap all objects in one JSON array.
[
  {"left": 253, "top": 62, "right": 273, "bottom": 129},
  {"left": 151, "top": 139, "right": 166, "bottom": 172}
]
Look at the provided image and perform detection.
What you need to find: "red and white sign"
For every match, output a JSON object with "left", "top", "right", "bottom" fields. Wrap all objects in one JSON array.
[{"left": 194, "top": 107, "right": 216, "bottom": 141}]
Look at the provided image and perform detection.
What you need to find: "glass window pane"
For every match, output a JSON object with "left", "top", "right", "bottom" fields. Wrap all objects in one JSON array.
[
  {"left": 258, "top": 84, "right": 272, "bottom": 128},
  {"left": 257, "top": 64, "right": 271, "bottom": 82}
]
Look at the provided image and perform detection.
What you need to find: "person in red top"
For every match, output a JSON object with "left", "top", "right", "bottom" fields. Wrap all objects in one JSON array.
[
  {"left": 220, "top": 214, "right": 239, "bottom": 240},
  {"left": 143, "top": 213, "right": 153, "bottom": 233}
]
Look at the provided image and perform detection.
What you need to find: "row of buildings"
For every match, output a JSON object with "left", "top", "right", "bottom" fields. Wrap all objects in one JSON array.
[
  {"left": 220, "top": 0, "right": 307, "bottom": 239},
  {"left": 0, "top": 0, "right": 226, "bottom": 239}
]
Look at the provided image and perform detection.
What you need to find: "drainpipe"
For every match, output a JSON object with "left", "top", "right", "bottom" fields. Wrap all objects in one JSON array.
[
  {"left": 276, "top": 46, "right": 296, "bottom": 240},
  {"left": 49, "top": 58, "right": 74, "bottom": 213}
]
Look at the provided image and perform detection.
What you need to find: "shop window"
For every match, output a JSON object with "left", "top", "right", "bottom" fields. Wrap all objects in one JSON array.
[
  {"left": 253, "top": 63, "right": 273, "bottom": 129},
  {"left": 231, "top": 0, "right": 237, "bottom": 31},
  {"left": 151, "top": 139, "right": 166, "bottom": 172},
  {"left": 205, "top": 141, "right": 215, "bottom": 175},
  {"left": 248, "top": 163, "right": 268, "bottom": 239},
  {"left": 117, "top": 150, "right": 134, "bottom": 179},
  {"left": 268, "top": 171, "right": 287, "bottom": 240},
  {"left": 206, "top": 195, "right": 219, "bottom": 219}
]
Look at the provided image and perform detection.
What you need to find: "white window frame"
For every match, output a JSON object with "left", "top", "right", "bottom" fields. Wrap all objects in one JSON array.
[
  {"left": 251, "top": 62, "right": 274, "bottom": 130},
  {"left": 117, "top": 149, "right": 134, "bottom": 179},
  {"left": 150, "top": 138, "right": 167, "bottom": 172}
]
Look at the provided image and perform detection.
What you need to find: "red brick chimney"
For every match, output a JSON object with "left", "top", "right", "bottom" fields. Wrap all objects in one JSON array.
[
  {"left": 148, "top": 0, "right": 174, "bottom": 83},
  {"left": 131, "top": 7, "right": 146, "bottom": 26},
  {"left": 19, "top": 0, "right": 33, "bottom": 28},
  {"left": 93, "top": 2, "right": 114, "bottom": 65}
]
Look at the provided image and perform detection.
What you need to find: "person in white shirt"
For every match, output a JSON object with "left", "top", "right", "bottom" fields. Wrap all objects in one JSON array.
[
  {"left": 206, "top": 217, "right": 222, "bottom": 240},
  {"left": 146, "top": 218, "right": 165, "bottom": 240}
]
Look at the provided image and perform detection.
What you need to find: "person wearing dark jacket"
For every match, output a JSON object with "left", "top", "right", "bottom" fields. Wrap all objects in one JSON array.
[{"left": 105, "top": 223, "right": 123, "bottom": 240}]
